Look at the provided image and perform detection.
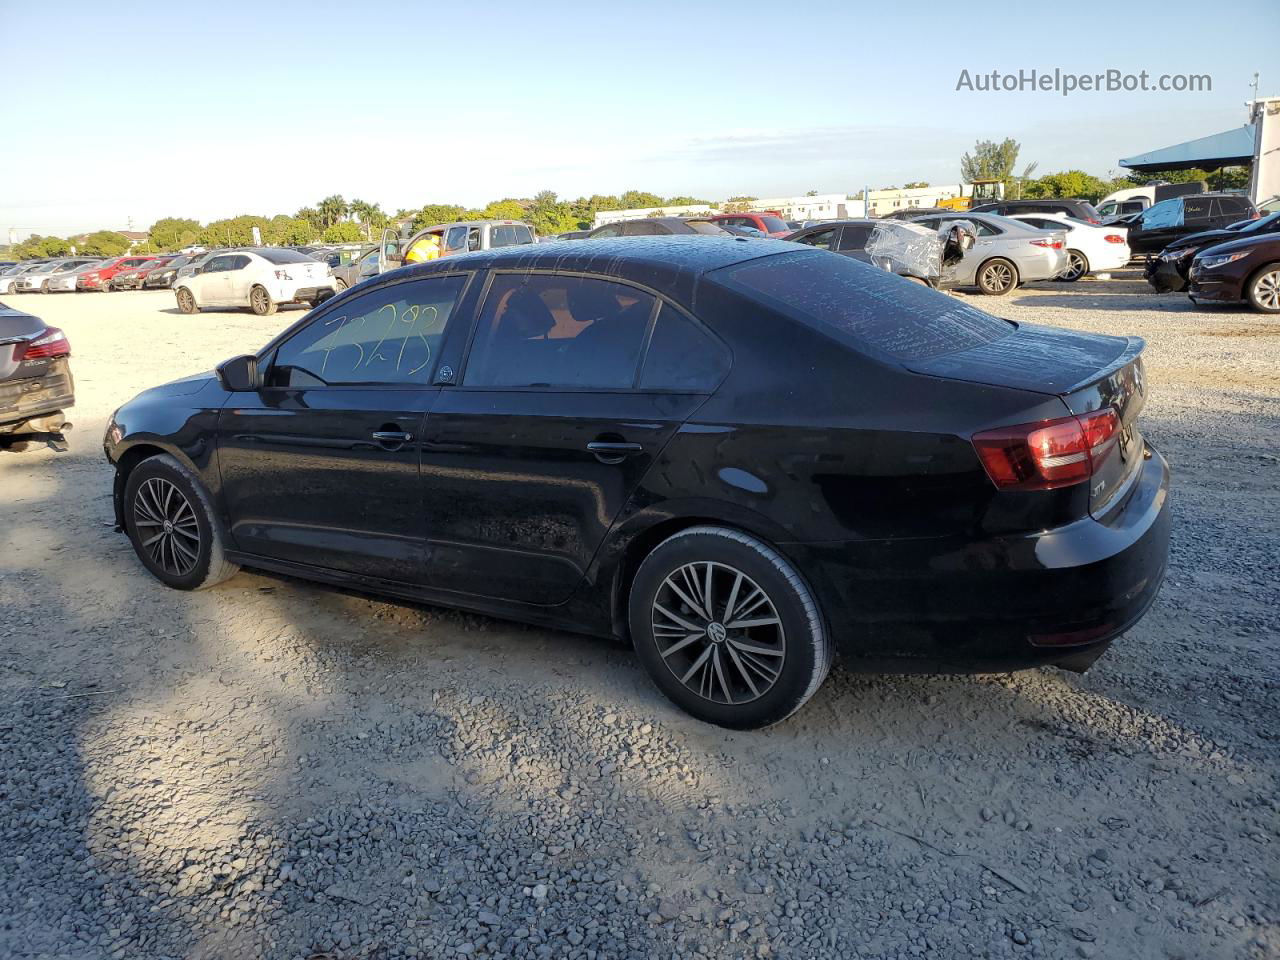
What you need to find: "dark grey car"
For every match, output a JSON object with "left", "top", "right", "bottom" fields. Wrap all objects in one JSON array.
[{"left": 0, "top": 302, "right": 73, "bottom": 449}]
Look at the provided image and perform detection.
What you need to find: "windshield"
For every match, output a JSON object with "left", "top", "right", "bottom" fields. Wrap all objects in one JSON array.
[
  {"left": 709, "top": 250, "right": 1014, "bottom": 362},
  {"left": 1141, "top": 199, "right": 1182, "bottom": 230}
]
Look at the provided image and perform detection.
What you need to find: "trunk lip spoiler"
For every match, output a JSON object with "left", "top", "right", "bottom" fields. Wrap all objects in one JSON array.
[{"left": 1061, "top": 335, "right": 1145, "bottom": 396}]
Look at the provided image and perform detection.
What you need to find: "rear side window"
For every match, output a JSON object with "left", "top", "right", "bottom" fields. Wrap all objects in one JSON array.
[
  {"left": 759, "top": 216, "right": 788, "bottom": 233},
  {"left": 796, "top": 228, "right": 835, "bottom": 249},
  {"left": 465, "top": 274, "right": 655, "bottom": 389},
  {"left": 639, "top": 304, "right": 730, "bottom": 391},
  {"left": 623, "top": 221, "right": 662, "bottom": 236},
  {"left": 591, "top": 224, "right": 623, "bottom": 238},
  {"left": 684, "top": 220, "right": 724, "bottom": 235},
  {"left": 270, "top": 275, "right": 466, "bottom": 387},
  {"left": 489, "top": 224, "right": 533, "bottom": 247},
  {"left": 709, "top": 250, "right": 1014, "bottom": 362}
]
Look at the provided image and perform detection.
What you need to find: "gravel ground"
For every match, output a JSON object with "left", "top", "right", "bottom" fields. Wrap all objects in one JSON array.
[{"left": 1, "top": 274, "right": 1277, "bottom": 960}]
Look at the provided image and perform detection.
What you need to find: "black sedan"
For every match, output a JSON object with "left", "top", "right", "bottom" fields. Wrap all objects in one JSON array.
[
  {"left": 1188, "top": 232, "right": 1280, "bottom": 312},
  {"left": 2, "top": 301, "right": 73, "bottom": 451},
  {"left": 1146, "top": 212, "right": 1280, "bottom": 293},
  {"left": 104, "top": 237, "right": 1171, "bottom": 728}
]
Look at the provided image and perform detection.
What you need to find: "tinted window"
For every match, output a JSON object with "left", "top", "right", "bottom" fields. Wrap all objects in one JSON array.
[
  {"left": 257, "top": 248, "right": 315, "bottom": 265},
  {"left": 796, "top": 228, "right": 835, "bottom": 249},
  {"left": 490, "top": 224, "right": 533, "bottom": 248},
  {"left": 591, "top": 224, "right": 623, "bottom": 238},
  {"left": 709, "top": 250, "right": 1013, "bottom": 362},
  {"left": 230, "top": 255, "right": 251, "bottom": 270},
  {"left": 270, "top": 275, "right": 466, "bottom": 387},
  {"left": 639, "top": 304, "right": 730, "bottom": 392},
  {"left": 759, "top": 216, "right": 789, "bottom": 233},
  {"left": 205, "top": 256, "right": 233, "bottom": 272},
  {"left": 1184, "top": 198, "right": 1213, "bottom": 222},
  {"left": 685, "top": 220, "right": 724, "bottom": 235},
  {"left": 623, "top": 221, "right": 663, "bottom": 236},
  {"left": 464, "top": 274, "right": 654, "bottom": 389},
  {"left": 467, "top": 227, "right": 482, "bottom": 252},
  {"left": 837, "top": 225, "right": 873, "bottom": 251}
]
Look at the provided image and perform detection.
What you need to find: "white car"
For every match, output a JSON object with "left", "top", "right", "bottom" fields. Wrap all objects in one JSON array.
[
  {"left": 173, "top": 248, "right": 338, "bottom": 316},
  {"left": 13, "top": 258, "right": 99, "bottom": 293},
  {"left": 1007, "top": 212, "right": 1131, "bottom": 281}
]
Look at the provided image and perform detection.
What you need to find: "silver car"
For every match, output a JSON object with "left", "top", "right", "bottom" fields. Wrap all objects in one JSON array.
[
  {"left": 45, "top": 260, "right": 106, "bottom": 292},
  {"left": 2, "top": 262, "right": 51, "bottom": 296},
  {"left": 14, "top": 257, "right": 102, "bottom": 293},
  {"left": 905, "top": 212, "right": 1069, "bottom": 295}
]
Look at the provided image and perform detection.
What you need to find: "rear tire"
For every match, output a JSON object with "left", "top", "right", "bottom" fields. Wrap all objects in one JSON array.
[
  {"left": 1246, "top": 263, "right": 1280, "bottom": 314},
  {"left": 250, "top": 285, "right": 277, "bottom": 316},
  {"left": 628, "top": 526, "right": 831, "bottom": 729},
  {"left": 976, "top": 258, "right": 1018, "bottom": 295},
  {"left": 123, "top": 454, "right": 239, "bottom": 591},
  {"left": 1061, "top": 249, "right": 1089, "bottom": 282},
  {"left": 176, "top": 287, "right": 199, "bottom": 314}
]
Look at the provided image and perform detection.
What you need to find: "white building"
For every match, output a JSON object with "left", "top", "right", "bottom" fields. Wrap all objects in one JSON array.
[
  {"left": 864, "top": 185, "right": 962, "bottom": 217},
  {"left": 593, "top": 204, "right": 713, "bottom": 227},
  {"left": 752, "top": 194, "right": 865, "bottom": 221}
]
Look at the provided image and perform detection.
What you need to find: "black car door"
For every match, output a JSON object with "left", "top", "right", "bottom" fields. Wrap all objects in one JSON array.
[
  {"left": 418, "top": 271, "right": 724, "bottom": 605},
  {"left": 216, "top": 273, "right": 472, "bottom": 583}
]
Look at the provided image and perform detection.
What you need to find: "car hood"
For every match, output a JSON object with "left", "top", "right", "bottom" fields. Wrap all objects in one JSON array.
[
  {"left": 133, "top": 371, "right": 218, "bottom": 400},
  {"left": 1194, "top": 233, "right": 1280, "bottom": 258},
  {"left": 1165, "top": 229, "right": 1238, "bottom": 251}
]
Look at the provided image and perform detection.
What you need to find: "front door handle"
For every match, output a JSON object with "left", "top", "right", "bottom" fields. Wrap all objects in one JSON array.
[
  {"left": 587, "top": 441, "right": 642, "bottom": 464},
  {"left": 372, "top": 430, "right": 414, "bottom": 443}
]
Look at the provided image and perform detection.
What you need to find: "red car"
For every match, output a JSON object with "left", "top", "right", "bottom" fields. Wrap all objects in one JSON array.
[
  {"left": 77, "top": 255, "right": 158, "bottom": 291},
  {"left": 110, "top": 256, "right": 176, "bottom": 291},
  {"left": 709, "top": 212, "right": 792, "bottom": 238}
]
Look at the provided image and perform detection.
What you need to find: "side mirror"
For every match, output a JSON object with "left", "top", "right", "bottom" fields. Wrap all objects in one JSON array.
[{"left": 216, "top": 354, "right": 262, "bottom": 392}]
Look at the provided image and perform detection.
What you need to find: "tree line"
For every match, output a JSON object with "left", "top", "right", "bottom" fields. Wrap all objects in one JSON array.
[{"left": 6, "top": 164, "right": 1254, "bottom": 261}]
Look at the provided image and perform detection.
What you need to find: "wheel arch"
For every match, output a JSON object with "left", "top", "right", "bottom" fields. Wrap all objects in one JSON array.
[
  {"left": 111, "top": 442, "right": 195, "bottom": 530},
  {"left": 605, "top": 505, "right": 799, "bottom": 642},
  {"left": 1245, "top": 259, "right": 1280, "bottom": 300}
]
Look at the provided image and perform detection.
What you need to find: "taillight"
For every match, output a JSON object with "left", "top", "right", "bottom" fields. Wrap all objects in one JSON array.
[
  {"left": 1086, "top": 217, "right": 1101, "bottom": 225},
  {"left": 1030, "top": 238, "right": 1064, "bottom": 249},
  {"left": 16, "top": 327, "right": 71, "bottom": 361},
  {"left": 1103, "top": 234, "right": 1126, "bottom": 244},
  {"left": 972, "top": 409, "right": 1119, "bottom": 491}
]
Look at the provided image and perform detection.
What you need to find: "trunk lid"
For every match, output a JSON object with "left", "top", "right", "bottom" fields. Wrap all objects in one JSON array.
[
  {"left": 0, "top": 305, "right": 46, "bottom": 383},
  {"left": 906, "top": 322, "right": 1148, "bottom": 518}
]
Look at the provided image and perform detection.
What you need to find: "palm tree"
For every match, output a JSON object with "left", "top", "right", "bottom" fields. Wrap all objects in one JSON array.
[
  {"left": 349, "top": 199, "right": 387, "bottom": 240},
  {"left": 318, "top": 195, "right": 349, "bottom": 229}
]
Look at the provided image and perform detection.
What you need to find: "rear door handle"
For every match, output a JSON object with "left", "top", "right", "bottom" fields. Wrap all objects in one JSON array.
[
  {"left": 587, "top": 441, "right": 642, "bottom": 464},
  {"left": 372, "top": 430, "right": 414, "bottom": 443}
]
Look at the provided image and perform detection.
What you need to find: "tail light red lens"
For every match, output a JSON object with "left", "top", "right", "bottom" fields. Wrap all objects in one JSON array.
[
  {"left": 1030, "top": 238, "right": 1064, "bottom": 249},
  {"left": 16, "top": 327, "right": 71, "bottom": 361},
  {"left": 972, "top": 409, "right": 1119, "bottom": 491},
  {"left": 1086, "top": 217, "right": 1101, "bottom": 225},
  {"left": 1104, "top": 234, "right": 1126, "bottom": 244}
]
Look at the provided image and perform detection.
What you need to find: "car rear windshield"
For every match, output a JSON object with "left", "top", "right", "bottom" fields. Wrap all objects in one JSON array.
[
  {"left": 708, "top": 250, "right": 1014, "bottom": 362},
  {"left": 684, "top": 220, "right": 725, "bottom": 234},
  {"left": 759, "top": 216, "right": 789, "bottom": 233},
  {"left": 256, "top": 248, "right": 315, "bottom": 264}
]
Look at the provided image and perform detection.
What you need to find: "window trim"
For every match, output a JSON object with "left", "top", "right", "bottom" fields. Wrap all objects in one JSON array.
[
  {"left": 257, "top": 270, "right": 476, "bottom": 391},
  {"left": 454, "top": 268, "right": 731, "bottom": 395}
]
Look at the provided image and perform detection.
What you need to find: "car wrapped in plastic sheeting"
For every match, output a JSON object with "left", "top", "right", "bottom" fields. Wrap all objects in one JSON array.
[{"left": 865, "top": 219, "right": 977, "bottom": 286}]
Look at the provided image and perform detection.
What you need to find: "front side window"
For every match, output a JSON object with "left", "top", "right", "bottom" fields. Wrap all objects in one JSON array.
[
  {"left": 268, "top": 275, "right": 467, "bottom": 387},
  {"left": 759, "top": 216, "right": 789, "bottom": 233},
  {"left": 464, "top": 274, "right": 654, "bottom": 389},
  {"left": 205, "top": 255, "right": 233, "bottom": 272},
  {"left": 1184, "top": 198, "right": 1213, "bottom": 222},
  {"left": 837, "top": 225, "right": 873, "bottom": 251},
  {"left": 591, "top": 224, "right": 623, "bottom": 237},
  {"left": 444, "top": 226, "right": 468, "bottom": 254}
]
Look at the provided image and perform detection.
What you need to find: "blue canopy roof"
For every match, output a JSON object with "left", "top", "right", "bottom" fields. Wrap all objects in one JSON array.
[{"left": 1120, "top": 125, "right": 1256, "bottom": 172}]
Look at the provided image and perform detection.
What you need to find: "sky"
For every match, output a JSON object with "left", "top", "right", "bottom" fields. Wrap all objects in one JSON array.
[{"left": 1, "top": 0, "right": 1277, "bottom": 239}]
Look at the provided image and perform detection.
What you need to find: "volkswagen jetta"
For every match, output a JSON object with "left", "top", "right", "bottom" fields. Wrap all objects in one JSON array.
[{"left": 104, "top": 237, "right": 1171, "bottom": 728}]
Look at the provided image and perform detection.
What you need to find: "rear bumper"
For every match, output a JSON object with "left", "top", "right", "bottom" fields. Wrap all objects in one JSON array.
[
  {"left": 788, "top": 447, "right": 1171, "bottom": 673},
  {"left": 282, "top": 284, "right": 337, "bottom": 303},
  {"left": 0, "top": 362, "right": 75, "bottom": 432},
  {"left": 1018, "top": 249, "right": 1069, "bottom": 282}
]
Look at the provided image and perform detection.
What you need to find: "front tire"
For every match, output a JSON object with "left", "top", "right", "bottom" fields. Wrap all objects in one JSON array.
[
  {"left": 175, "top": 287, "right": 199, "bottom": 314},
  {"left": 628, "top": 526, "right": 831, "bottom": 729},
  {"left": 250, "top": 285, "right": 277, "bottom": 316},
  {"left": 123, "top": 454, "right": 239, "bottom": 590},
  {"left": 1061, "top": 249, "right": 1089, "bottom": 282},
  {"left": 976, "top": 258, "right": 1018, "bottom": 295},
  {"left": 1246, "top": 263, "right": 1280, "bottom": 313},
  {"left": 40, "top": 280, "right": 50, "bottom": 294}
]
